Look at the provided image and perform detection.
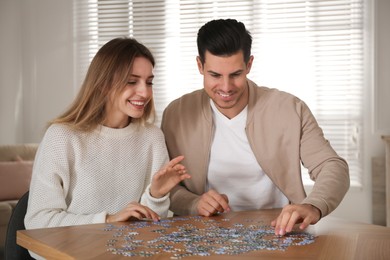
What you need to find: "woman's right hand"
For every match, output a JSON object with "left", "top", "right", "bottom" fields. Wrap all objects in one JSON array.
[{"left": 106, "top": 201, "right": 160, "bottom": 223}]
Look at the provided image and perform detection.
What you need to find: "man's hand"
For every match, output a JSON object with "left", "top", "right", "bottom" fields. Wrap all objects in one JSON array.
[
  {"left": 271, "top": 204, "right": 321, "bottom": 236},
  {"left": 197, "top": 189, "right": 230, "bottom": 216},
  {"left": 150, "top": 155, "right": 191, "bottom": 198},
  {"left": 106, "top": 201, "right": 160, "bottom": 222}
]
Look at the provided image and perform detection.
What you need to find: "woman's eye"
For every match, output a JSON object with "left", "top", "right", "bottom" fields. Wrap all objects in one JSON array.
[
  {"left": 147, "top": 81, "right": 154, "bottom": 86},
  {"left": 127, "top": 81, "right": 136, "bottom": 85}
]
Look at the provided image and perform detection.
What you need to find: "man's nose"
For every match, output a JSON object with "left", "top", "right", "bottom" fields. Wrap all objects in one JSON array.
[{"left": 220, "top": 77, "right": 232, "bottom": 91}]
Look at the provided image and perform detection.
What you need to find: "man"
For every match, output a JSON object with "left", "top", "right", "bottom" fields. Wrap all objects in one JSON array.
[{"left": 161, "top": 19, "right": 349, "bottom": 236}]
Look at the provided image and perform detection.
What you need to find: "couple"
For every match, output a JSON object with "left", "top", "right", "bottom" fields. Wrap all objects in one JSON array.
[{"left": 25, "top": 19, "right": 349, "bottom": 241}]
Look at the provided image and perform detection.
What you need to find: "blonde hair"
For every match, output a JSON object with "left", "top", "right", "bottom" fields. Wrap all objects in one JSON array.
[{"left": 50, "top": 37, "right": 156, "bottom": 131}]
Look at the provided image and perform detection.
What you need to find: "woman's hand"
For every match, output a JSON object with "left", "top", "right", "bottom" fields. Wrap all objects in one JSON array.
[
  {"left": 150, "top": 155, "right": 191, "bottom": 198},
  {"left": 106, "top": 201, "right": 160, "bottom": 223}
]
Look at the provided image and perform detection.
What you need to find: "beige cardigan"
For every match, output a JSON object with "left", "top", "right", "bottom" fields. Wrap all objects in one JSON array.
[{"left": 161, "top": 79, "right": 349, "bottom": 217}]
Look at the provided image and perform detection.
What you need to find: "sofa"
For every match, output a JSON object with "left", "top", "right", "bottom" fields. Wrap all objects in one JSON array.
[{"left": 0, "top": 144, "right": 38, "bottom": 258}]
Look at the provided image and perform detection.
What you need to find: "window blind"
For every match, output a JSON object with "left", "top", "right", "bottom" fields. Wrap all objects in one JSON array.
[{"left": 74, "top": 0, "right": 365, "bottom": 186}]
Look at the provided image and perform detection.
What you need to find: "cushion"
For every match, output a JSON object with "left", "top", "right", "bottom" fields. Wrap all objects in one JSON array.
[
  {"left": 0, "top": 161, "right": 33, "bottom": 201},
  {"left": 0, "top": 144, "right": 39, "bottom": 162}
]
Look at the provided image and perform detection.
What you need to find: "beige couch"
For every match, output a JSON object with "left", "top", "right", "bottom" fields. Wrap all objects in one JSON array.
[{"left": 0, "top": 144, "right": 38, "bottom": 257}]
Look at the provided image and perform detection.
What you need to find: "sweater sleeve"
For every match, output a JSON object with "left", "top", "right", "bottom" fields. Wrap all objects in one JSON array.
[
  {"left": 139, "top": 127, "right": 171, "bottom": 218},
  {"left": 25, "top": 125, "right": 108, "bottom": 229},
  {"left": 298, "top": 100, "right": 350, "bottom": 217},
  {"left": 140, "top": 183, "right": 170, "bottom": 218}
]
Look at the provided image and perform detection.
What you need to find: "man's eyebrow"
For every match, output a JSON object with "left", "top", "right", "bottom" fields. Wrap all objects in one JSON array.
[
  {"left": 207, "top": 70, "right": 221, "bottom": 75},
  {"left": 230, "top": 69, "right": 244, "bottom": 75},
  {"left": 207, "top": 69, "right": 244, "bottom": 75}
]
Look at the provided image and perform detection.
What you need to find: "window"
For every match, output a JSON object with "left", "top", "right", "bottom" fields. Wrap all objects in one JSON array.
[{"left": 74, "top": 0, "right": 365, "bottom": 186}]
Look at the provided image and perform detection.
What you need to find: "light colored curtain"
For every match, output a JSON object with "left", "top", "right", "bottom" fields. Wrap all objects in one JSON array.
[{"left": 74, "top": 0, "right": 365, "bottom": 186}]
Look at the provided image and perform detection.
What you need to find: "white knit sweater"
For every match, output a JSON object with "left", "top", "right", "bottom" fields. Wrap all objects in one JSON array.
[{"left": 25, "top": 123, "right": 170, "bottom": 229}]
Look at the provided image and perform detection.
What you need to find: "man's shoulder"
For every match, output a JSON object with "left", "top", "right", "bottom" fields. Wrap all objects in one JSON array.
[
  {"left": 250, "top": 83, "right": 301, "bottom": 104},
  {"left": 174, "top": 88, "right": 204, "bottom": 101},
  {"left": 166, "top": 89, "right": 204, "bottom": 110}
]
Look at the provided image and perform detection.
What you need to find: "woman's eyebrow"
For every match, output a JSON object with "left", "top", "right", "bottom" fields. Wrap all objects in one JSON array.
[{"left": 129, "top": 74, "right": 154, "bottom": 79}]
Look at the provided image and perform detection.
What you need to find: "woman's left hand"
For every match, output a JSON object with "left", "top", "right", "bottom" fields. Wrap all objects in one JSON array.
[{"left": 150, "top": 155, "right": 191, "bottom": 198}]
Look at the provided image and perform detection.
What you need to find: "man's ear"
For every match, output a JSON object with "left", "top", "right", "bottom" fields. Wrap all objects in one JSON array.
[
  {"left": 196, "top": 56, "right": 204, "bottom": 75},
  {"left": 246, "top": 55, "right": 254, "bottom": 74}
]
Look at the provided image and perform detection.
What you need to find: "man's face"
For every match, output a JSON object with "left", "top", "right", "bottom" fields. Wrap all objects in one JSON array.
[{"left": 197, "top": 50, "right": 253, "bottom": 119}]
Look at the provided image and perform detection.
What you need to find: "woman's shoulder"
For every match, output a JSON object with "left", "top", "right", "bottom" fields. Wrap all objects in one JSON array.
[
  {"left": 142, "top": 123, "right": 164, "bottom": 137},
  {"left": 45, "top": 123, "right": 75, "bottom": 138},
  {"left": 135, "top": 123, "right": 166, "bottom": 150},
  {"left": 43, "top": 124, "right": 89, "bottom": 145}
]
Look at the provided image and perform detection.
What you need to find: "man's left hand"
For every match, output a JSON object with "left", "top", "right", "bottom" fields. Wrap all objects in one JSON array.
[{"left": 271, "top": 204, "right": 321, "bottom": 236}]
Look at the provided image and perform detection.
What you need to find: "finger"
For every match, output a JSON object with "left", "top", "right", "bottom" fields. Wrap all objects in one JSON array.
[
  {"left": 127, "top": 204, "right": 152, "bottom": 219},
  {"left": 200, "top": 191, "right": 229, "bottom": 214},
  {"left": 167, "top": 155, "right": 185, "bottom": 168},
  {"left": 173, "top": 164, "right": 186, "bottom": 171},
  {"left": 285, "top": 211, "right": 301, "bottom": 233},
  {"left": 206, "top": 190, "right": 229, "bottom": 213},
  {"left": 203, "top": 192, "right": 222, "bottom": 212},
  {"left": 145, "top": 208, "right": 160, "bottom": 222},
  {"left": 299, "top": 215, "right": 313, "bottom": 230},
  {"left": 198, "top": 206, "right": 212, "bottom": 217},
  {"left": 200, "top": 200, "right": 219, "bottom": 215},
  {"left": 273, "top": 214, "right": 282, "bottom": 235},
  {"left": 178, "top": 173, "right": 191, "bottom": 181},
  {"left": 196, "top": 195, "right": 218, "bottom": 216},
  {"left": 130, "top": 204, "right": 160, "bottom": 222},
  {"left": 276, "top": 211, "right": 292, "bottom": 236},
  {"left": 216, "top": 194, "right": 230, "bottom": 212},
  {"left": 221, "top": 194, "right": 229, "bottom": 204}
]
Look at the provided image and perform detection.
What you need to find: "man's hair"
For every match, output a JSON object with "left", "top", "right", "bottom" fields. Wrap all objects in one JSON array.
[{"left": 197, "top": 19, "right": 252, "bottom": 65}]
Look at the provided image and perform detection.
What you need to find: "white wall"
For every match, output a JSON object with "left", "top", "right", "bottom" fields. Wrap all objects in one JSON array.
[
  {"left": 0, "top": 0, "right": 74, "bottom": 143},
  {"left": 0, "top": 0, "right": 389, "bottom": 224},
  {"left": 324, "top": 0, "right": 390, "bottom": 223}
]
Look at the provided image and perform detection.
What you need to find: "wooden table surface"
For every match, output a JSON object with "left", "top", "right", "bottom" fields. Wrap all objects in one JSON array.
[{"left": 17, "top": 209, "right": 390, "bottom": 259}]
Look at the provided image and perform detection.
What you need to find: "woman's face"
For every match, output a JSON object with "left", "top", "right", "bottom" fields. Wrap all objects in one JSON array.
[{"left": 104, "top": 57, "right": 154, "bottom": 128}]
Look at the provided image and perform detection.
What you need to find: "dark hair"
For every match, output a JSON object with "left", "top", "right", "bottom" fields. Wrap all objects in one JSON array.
[
  {"left": 51, "top": 37, "right": 156, "bottom": 131},
  {"left": 197, "top": 19, "right": 252, "bottom": 65}
]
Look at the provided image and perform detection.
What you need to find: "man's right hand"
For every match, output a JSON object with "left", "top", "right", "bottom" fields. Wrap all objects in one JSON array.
[{"left": 196, "top": 189, "right": 230, "bottom": 216}]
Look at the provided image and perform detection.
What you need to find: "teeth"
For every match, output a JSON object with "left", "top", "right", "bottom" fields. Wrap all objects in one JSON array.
[
  {"left": 129, "top": 100, "right": 144, "bottom": 106},
  {"left": 218, "top": 92, "right": 231, "bottom": 98}
]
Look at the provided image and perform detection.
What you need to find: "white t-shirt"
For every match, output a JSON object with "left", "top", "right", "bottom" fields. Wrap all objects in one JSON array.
[{"left": 208, "top": 101, "right": 288, "bottom": 211}]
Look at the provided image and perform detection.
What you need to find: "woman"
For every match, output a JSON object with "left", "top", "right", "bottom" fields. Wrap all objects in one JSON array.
[{"left": 25, "top": 38, "right": 190, "bottom": 230}]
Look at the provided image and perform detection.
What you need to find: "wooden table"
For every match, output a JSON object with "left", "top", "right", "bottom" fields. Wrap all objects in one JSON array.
[
  {"left": 382, "top": 135, "right": 390, "bottom": 226},
  {"left": 17, "top": 209, "right": 390, "bottom": 259}
]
